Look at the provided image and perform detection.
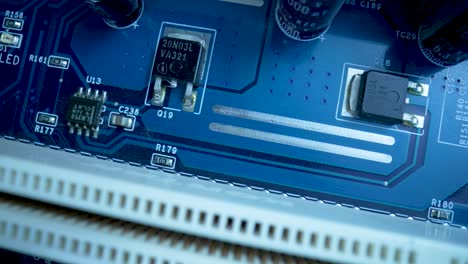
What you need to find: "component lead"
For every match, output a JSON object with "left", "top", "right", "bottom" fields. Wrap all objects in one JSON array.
[
  {"left": 402, "top": 113, "right": 425, "bottom": 129},
  {"left": 408, "top": 81, "right": 429, "bottom": 97},
  {"left": 182, "top": 82, "right": 196, "bottom": 112}
]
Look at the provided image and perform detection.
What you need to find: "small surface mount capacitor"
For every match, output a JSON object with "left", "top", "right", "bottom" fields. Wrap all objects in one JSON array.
[
  {"left": 275, "top": 0, "right": 345, "bottom": 41},
  {"left": 3, "top": 18, "right": 23, "bottom": 31},
  {"left": 109, "top": 113, "right": 135, "bottom": 130},
  {"left": 151, "top": 153, "right": 176, "bottom": 169},
  {"left": 36, "top": 112, "right": 58, "bottom": 127},
  {"left": 428, "top": 207, "right": 454, "bottom": 222},
  {"left": 86, "top": 0, "right": 143, "bottom": 29},
  {"left": 48, "top": 56, "right": 70, "bottom": 70}
]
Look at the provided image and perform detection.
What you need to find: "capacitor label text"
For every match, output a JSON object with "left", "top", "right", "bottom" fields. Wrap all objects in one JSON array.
[
  {"left": 396, "top": 30, "right": 417, "bottom": 40},
  {"left": 345, "top": 0, "right": 382, "bottom": 10}
]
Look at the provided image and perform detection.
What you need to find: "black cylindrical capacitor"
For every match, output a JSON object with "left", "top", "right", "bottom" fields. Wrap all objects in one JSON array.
[
  {"left": 275, "top": 0, "right": 345, "bottom": 41},
  {"left": 86, "top": 0, "right": 143, "bottom": 29},
  {"left": 418, "top": 1, "right": 468, "bottom": 67}
]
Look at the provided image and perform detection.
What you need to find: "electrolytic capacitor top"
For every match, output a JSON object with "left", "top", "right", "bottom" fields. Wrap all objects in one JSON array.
[
  {"left": 86, "top": 0, "right": 143, "bottom": 29},
  {"left": 275, "top": 0, "right": 345, "bottom": 41},
  {"left": 418, "top": 0, "right": 468, "bottom": 67}
]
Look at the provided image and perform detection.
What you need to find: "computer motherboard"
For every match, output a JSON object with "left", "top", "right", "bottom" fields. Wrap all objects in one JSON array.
[{"left": 0, "top": 0, "right": 467, "bottom": 230}]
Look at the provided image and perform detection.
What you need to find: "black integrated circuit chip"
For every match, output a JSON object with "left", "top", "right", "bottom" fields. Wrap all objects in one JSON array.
[
  {"left": 153, "top": 36, "right": 203, "bottom": 83},
  {"left": 357, "top": 71, "right": 409, "bottom": 124},
  {"left": 65, "top": 88, "right": 106, "bottom": 138},
  {"left": 66, "top": 96, "right": 102, "bottom": 127}
]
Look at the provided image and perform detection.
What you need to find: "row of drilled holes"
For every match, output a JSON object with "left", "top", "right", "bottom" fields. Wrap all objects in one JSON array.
[
  {"left": 0, "top": 220, "right": 175, "bottom": 264},
  {"left": 0, "top": 167, "right": 416, "bottom": 264}
]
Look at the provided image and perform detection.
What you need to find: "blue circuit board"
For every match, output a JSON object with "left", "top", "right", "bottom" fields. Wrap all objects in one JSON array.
[{"left": 0, "top": 0, "right": 467, "bottom": 228}]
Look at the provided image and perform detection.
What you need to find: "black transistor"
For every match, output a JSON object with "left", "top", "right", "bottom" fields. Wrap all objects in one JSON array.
[
  {"left": 65, "top": 88, "right": 106, "bottom": 138},
  {"left": 357, "top": 71, "right": 409, "bottom": 125},
  {"left": 151, "top": 35, "right": 204, "bottom": 112}
]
